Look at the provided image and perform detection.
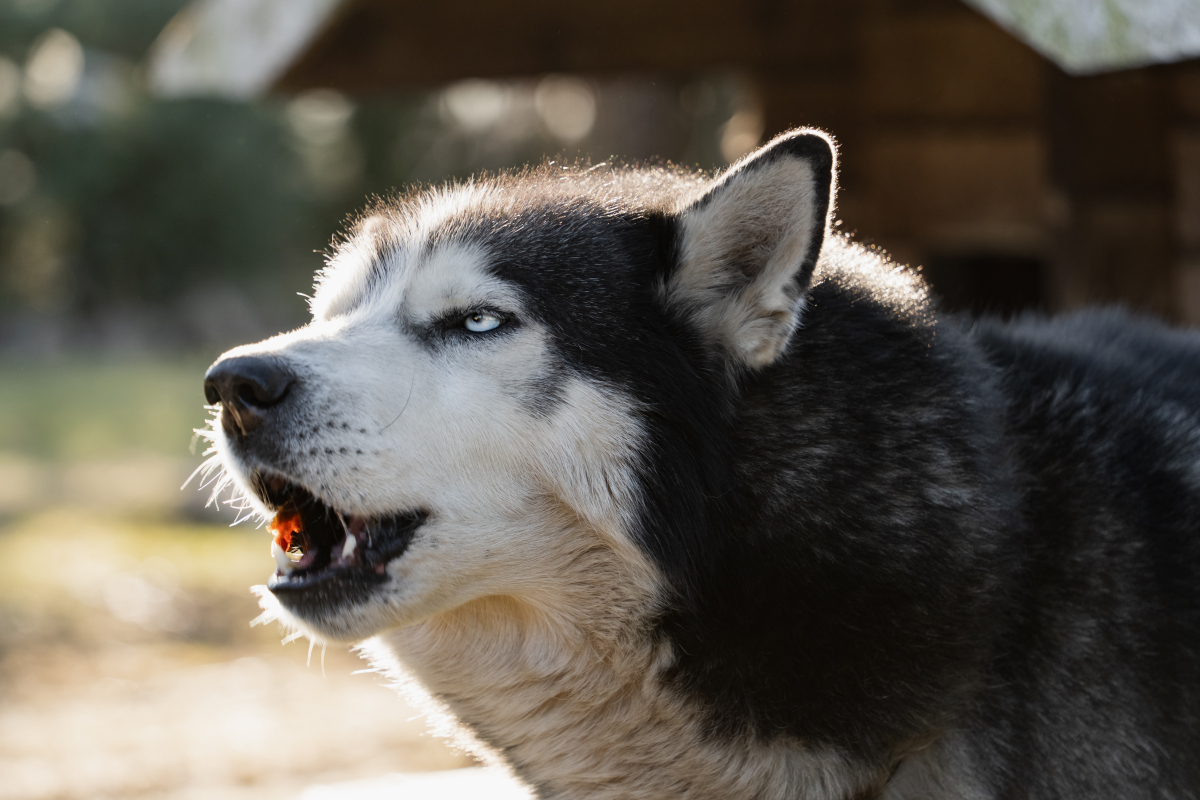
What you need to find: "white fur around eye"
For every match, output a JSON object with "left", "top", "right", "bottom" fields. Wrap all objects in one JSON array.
[{"left": 465, "top": 312, "right": 503, "bottom": 332}]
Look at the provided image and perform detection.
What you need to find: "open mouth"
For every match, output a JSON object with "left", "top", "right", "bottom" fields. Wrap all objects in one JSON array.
[{"left": 254, "top": 473, "right": 426, "bottom": 596}]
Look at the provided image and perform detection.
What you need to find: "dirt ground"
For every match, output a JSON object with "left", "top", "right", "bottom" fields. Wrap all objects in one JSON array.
[{"left": 0, "top": 510, "right": 475, "bottom": 800}]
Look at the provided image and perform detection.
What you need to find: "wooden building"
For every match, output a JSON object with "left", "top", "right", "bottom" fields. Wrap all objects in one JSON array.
[{"left": 151, "top": 0, "right": 1200, "bottom": 322}]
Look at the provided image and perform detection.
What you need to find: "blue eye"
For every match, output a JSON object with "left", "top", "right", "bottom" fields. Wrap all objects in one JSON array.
[{"left": 464, "top": 312, "right": 503, "bottom": 332}]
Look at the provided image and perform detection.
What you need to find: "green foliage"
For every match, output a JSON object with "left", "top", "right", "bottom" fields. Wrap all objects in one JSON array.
[
  {"left": 0, "top": 1, "right": 733, "bottom": 328},
  {"left": 0, "top": 0, "right": 425, "bottom": 320},
  {"left": 2, "top": 99, "right": 324, "bottom": 309},
  {"left": 0, "top": 0, "right": 189, "bottom": 61}
]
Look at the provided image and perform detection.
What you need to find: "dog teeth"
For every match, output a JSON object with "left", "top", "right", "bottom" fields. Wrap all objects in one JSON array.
[
  {"left": 271, "top": 540, "right": 295, "bottom": 574},
  {"left": 341, "top": 533, "right": 357, "bottom": 560}
]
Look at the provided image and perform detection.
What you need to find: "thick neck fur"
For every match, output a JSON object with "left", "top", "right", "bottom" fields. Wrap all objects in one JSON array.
[
  {"left": 354, "top": 242, "right": 997, "bottom": 799},
  {"left": 363, "top": 508, "right": 874, "bottom": 800}
]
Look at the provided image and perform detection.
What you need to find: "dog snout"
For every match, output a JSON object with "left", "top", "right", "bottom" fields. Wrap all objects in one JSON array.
[{"left": 204, "top": 355, "right": 296, "bottom": 437}]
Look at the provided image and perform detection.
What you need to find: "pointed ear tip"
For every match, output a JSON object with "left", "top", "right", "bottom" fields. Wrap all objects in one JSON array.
[{"left": 763, "top": 129, "right": 836, "bottom": 171}]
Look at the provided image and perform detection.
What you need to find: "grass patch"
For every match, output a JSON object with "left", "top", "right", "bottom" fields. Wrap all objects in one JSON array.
[
  {"left": 0, "top": 356, "right": 217, "bottom": 462},
  {"left": 0, "top": 510, "right": 269, "bottom": 599}
]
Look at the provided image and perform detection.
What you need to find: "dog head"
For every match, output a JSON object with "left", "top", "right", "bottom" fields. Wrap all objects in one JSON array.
[{"left": 201, "top": 130, "right": 835, "bottom": 642}]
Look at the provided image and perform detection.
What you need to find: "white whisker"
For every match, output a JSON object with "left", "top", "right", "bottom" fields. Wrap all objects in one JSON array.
[{"left": 181, "top": 458, "right": 214, "bottom": 492}]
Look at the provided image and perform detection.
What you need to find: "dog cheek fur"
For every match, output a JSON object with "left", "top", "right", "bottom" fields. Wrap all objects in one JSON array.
[{"left": 349, "top": 372, "right": 879, "bottom": 798}]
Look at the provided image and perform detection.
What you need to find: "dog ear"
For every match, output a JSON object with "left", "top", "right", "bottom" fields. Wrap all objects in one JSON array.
[{"left": 665, "top": 130, "right": 835, "bottom": 371}]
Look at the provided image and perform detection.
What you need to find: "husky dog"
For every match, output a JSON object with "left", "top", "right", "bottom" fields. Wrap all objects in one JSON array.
[{"left": 201, "top": 130, "right": 1200, "bottom": 799}]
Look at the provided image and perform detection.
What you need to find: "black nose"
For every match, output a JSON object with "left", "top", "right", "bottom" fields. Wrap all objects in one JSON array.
[{"left": 204, "top": 355, "right": 295, "bottom": 436}]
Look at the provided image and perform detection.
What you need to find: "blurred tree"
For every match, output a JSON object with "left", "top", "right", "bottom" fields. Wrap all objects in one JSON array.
[
  {"left": 3, "top": 100, "right": 320, "bottom": 311},
  {"left": 0, "top": 0, "right": 189, "bottom": 61},
  {"left": 0, "top": 0, "right": 346, "bottom": 333},
  {"left": 0, "top": 0, "right": 732, "bottom": 350}
]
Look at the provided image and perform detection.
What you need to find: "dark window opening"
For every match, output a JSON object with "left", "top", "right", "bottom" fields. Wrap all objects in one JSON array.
[{"left": 921, "top": 253, "right": 1047, "bottom": 317}]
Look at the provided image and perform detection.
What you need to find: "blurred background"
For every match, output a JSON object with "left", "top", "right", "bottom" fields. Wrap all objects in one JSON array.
[{"left": 1, "top": 0, "right": 1198, "bottom": 797}]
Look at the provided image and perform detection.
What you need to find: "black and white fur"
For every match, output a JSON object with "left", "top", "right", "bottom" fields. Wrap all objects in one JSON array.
[{"left": 200, "top": 130, "right": 1200, "bottom": 799}]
